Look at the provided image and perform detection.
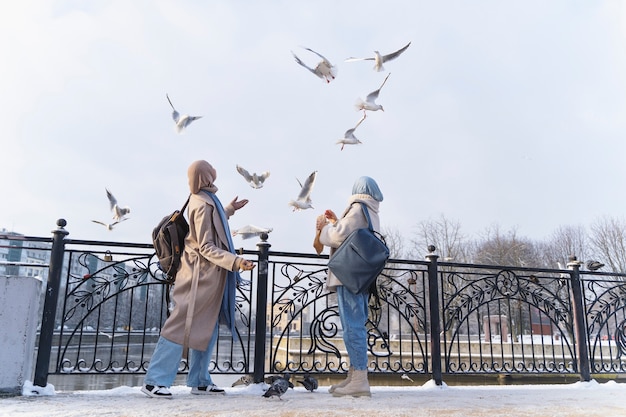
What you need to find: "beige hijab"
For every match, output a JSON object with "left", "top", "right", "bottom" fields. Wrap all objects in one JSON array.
[{"left": 187, "top": 160, "right": 218, "bottom": 194}]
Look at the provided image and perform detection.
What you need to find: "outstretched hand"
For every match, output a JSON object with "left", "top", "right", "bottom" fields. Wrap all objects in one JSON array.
[{"left": 230, "top": 196, "right": 249, "bottom": 211}]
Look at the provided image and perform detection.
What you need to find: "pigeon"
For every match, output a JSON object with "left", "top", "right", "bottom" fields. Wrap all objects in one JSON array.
[
  {"left": 166, "top": 93, "right": 203, "bottom": 133},
  {"left": 262, "top": 374, "right": 292, "bottom": 399},
  {"left": 586, "top": 260, "right": 605, "bottom": 271},
  {"left": 291, "top": 47, "right": 338, "bottom": 83},
  {"left": 236, "top": 165, "right": 270, "bottom": 189},
  {"left": 91, "top": 219, "right": 126, "bottom": 231},
  {"left": 264, "top": 373, "right": 294, "bottom": 388},
  {"left": 345, "top": 41, "right": 411, "bottom": 72},
  {"left": 288, "top": 171, "right": 317, "bottom": 211},
  {"left": 355, "top": 73, "right": 391, "bottom": 115},
  {"left": 336, "top": 115, "right": 366, "bottom": 150},
  {"left": 297, "top": 374, "right": 318, "bottom": 392},
  {"left": 105, "top": 188, "right": 131, "bottom": 222},
  {"left": 232, "top": 225, "right": 273, "bottom": 240}
]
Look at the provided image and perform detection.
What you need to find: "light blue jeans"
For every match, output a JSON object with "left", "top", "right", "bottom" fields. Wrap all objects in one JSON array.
[
  {"left": 336, "top": 286, "right": 369, "bottom": 371},
  {"left": 144, "top": 324, "right": 219, "bottom": 388}
]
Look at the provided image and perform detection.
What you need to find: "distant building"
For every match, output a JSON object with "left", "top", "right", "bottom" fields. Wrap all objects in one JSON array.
[{"left": 0, "top": 228, "right": 50, "bottom": 280}]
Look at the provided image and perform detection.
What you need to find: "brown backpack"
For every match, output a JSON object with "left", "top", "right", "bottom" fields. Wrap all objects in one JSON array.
[{"left": 152, "top": 196, "right": 190, "bottom": 282}]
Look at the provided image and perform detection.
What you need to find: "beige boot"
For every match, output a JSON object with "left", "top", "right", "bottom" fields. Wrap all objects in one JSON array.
[
  {"left": 328, "top": 366, "right": 353, "bottom": 393},
  {"left": 332, "top": 369, "right": 370, "bottom": 397}
]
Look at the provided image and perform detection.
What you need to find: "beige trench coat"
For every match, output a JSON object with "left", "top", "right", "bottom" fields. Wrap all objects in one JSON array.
[{"left": 160, "top": 192, "right": 241, "bottom": 351}]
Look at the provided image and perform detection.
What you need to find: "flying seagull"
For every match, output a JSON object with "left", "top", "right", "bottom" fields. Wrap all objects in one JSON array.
[
  {"left": 336, "top": 115, "right": 366, "bottom": 150},
  {"left": 345, "top": 41, "right": 411, "bottom": 72},
  {"left": 91, "top": 219, "right": 127, "bottom": 231},
  {"left": 166, "top": 93, "right": 203, "bottom": 133},
  {"left": 288, "top": 171, "right": 317, "bottom": 211},
  {"left": 291, "top": 47, "right": 338, "bottom": 83},
  {"left": 586, "top": 260, "right": 605, "bottom": 271},
  {"left": 105, "top": 188, "right": 130, "bottom": 222},
  {"left": 232, "top": 225, "right": 273, "bottom": 240},
  {"left": 355, "top": 73, "right": 391, "bottom": 115},
  {"left": 236, "top": 165, "right": 270, "bottom": 189}
]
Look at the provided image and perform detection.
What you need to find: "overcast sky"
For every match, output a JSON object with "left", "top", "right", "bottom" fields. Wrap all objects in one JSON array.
[{"left": 2, "top": 1, "right": 626, "bottom": 255}]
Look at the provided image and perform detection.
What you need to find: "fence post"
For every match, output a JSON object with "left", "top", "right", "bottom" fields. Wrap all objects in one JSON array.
[
  {"left": 426, "top": 245, "right": 442, "bottom": 385},
  {"left": 33, "top": 219, "right": 69, "bottom": 388},
  {"left": 253, "top": 233, "right": 271, "bottom": 383},
  {"left": 567, "top": 257, "right": 591, "bottom": 381}
]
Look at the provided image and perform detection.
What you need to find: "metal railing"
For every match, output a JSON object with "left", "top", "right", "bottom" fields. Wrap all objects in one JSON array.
[{"left": 5, "top": 220, "right": 625, "bottom": 387}]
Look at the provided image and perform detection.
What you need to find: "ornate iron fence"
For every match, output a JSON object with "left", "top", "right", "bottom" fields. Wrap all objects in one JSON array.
[{"left": 4, "top": 220, "right": 625, "bottom": 387}]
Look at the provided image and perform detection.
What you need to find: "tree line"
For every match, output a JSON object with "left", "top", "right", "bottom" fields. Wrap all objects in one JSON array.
[{"left": 383, "top": 214, "right": 626, "bottom": 274}]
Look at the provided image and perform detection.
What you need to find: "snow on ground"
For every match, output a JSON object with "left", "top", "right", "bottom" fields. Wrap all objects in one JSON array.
[{"left": 1, "top": 379, "right": 625, "bottom": 417}]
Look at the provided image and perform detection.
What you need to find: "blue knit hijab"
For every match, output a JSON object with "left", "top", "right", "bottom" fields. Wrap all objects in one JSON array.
[{"left": 352, "top": 176, "right": 383, "bottom": 202}]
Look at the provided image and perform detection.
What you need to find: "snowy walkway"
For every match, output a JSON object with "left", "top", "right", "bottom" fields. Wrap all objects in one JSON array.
[{"left": 2, "top": 380, "right": 625, "bottom": 417}]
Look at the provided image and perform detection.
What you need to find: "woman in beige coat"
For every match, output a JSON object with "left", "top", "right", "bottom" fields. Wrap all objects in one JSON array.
[{"left": 142, "top": 160, "right": 255, "bottom": 398}]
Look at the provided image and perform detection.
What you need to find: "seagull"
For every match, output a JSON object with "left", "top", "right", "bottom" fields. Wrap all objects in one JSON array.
[
  {"left": 263, "top": 374, "right": 292, "bottom": 399},
  {"left": 291, "top": 47, "right": 338, "bottom": 83},
  {"left": 336, "top": 115, "right": 366, "bottom": 150},
  {"left": 401, "top": 373, "right": 414, "bottom": 382},
  {"left": 297, "top": 374, "right": 318, "bottom": 392},
  {"left": 355, "top": 73, "right": 391, "bottom": 115},
  {"left": 236, "top": 165, "right": 270, "bottom": 189},
  {"left": 91, "top": 219, "right": 126, "bottom": 231},
  {"left": 288, "top": 171, "right": 317, "bottom": 211},
  {"left": 232, "top": 225, "right": 273, "bottom": 240},
  {"left": 345, "top": 41, "right": 411, "bottom": 72},
  {"left": 586, "top": 260, "right": 605, "bottom": 271},
  {"left": 105, "top": 188, "right": 131, "bottom": 222},
  {"left": 166, "top": 93, "right": 203, "bottom": 133}
]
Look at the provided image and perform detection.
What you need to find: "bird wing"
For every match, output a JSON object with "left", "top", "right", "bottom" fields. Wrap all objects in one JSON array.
[
  {"left": 344, "top": 56, "right": 375, "bottom": 63},
  {"left": 260, "top": 171, "right": 270, "bottom": 181},
  {"left": 297, "top": 171, "right": 317, "bottom": 200},
  {"left": 105, "top": 188, "right": 117, "bottom": 210},
  {"left": 91, "top": 220, "right": 107, "bottom": 226},
  {"left": 292, "top": 51, "right": 317, "bottom": 75},
  {"left": 303, "top": 47, "right": 332, "bottom": 65},
  {"left": 166, "top": 94, "right": 180, "bottom": 123},
  {"left": 236, "top": 165, "right": 253, "bottom": 182},
  {"left": 353, "top": 114, "right": 366, "bottom": 130},
  {"left": 382, "top": 41, "right": 411, "bottom": 63},
  {"left": 365, "top": 73, "right": 391, "bottom": 102}
]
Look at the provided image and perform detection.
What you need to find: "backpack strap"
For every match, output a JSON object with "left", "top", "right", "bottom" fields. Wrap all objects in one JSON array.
[{"left": 358, "top": 202, "right": 374, "bottom": 231}]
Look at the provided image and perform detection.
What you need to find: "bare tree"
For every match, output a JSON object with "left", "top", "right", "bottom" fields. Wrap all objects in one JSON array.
[
  {"left": 542, "top": 225, "right": 590, "bottom": 269},
  {"left": 380, "top": 226, "right": 405, "bottom": 259},
  {"left": 410, "top": 214, "right": 470, "bottom": 262},
  {"left": 472, "top": 224, "right": 542, "bottom": 267},
  {"left": 589, "top": 216, "right": 626, "bottom": 273}
]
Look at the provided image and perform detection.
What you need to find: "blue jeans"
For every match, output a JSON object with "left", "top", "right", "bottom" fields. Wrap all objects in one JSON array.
[
  {"left": 336, "top": 286, "right": 369, "bottom": 371},
  {"left": 144, "top": 325, "right": 219, "bottom": 388}
]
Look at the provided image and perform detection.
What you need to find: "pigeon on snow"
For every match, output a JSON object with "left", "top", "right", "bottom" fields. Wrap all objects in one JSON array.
[
  {"left": 291, "top": 47, "right": 338, "bottom": 83},
  {"left": 236, "top": 165, "right": 270, "bottom": 189},
  {"left": 105, "top": 188, "right": 130, "bottom": 222},
  {"left": 297, "top": 373, "right": 318, "bottom": 392},
  {"left": 355, "top": 73, "right": 391, "bottom": 115},
  {"left": 336, "top": 115, "right": 366, "bottom": 150},
  {"left": 166, "top": 93, "right": 203, "bottom": 134},
  {"left": 263, "top": 374, "right": 293, "bottom": 399},
  {"left": 232, "top": 225, "right": 273, "bottom": 240},
  {"left": 288, "top": 171, "right": 317, "bottom": 211},
  {"left": 231, "top": 374, "right": 253, "bottom": 387},
  {"left": 345, "top": 41, "right": 411, "bottom": 72},
  {"left": 91, "top": 219, "right": 127, "bottom": 231}
]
